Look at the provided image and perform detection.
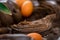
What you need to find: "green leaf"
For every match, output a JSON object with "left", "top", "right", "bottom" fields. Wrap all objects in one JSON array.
[{"left": 0, "top": 3, "right": 12, "bottom": 15}]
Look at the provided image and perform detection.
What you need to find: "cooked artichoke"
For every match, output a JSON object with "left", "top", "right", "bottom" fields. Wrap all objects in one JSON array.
[
  {"left": 4, "top": 0, "right": 22, "bottom": 24},
  {"left": 0, "top": 3, "right": 14, "bottom": 26},
  {"left": 0, "top": 11, "right": 14, "bottom": 26}
]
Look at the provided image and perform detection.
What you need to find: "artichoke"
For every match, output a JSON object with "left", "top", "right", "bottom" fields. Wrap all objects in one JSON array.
[
  {"left": 0, "top": 3, "right": 14, "bottom": 26},
  {"left": 4, "top": 0, "right": 22, "bottom": 24}
]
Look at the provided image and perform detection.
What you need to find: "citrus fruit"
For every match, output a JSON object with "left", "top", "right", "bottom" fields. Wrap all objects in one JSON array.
[
  {"left": 27, "top": 33, "right": 43, "bottom": 40},
  {"left": 16, "top": 0, "right": 26, "bottom": 7},
  {"left": 21, "top": 0, "right": 33, "bottom": 17}
]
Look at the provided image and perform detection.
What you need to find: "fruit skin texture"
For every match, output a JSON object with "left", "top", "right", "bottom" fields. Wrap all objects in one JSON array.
[
  {"left": 27, "top": 33, "right": 43, "bottom": 40},
  {"left": 16, "top": 0, "right": 26, "bottom": 7},
  {"left": 21, "top": 1, "right": 33, "bottom": 17}
]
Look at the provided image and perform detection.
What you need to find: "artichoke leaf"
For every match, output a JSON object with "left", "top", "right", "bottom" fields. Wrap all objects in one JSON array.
[{"left": 0, "top": 3, "right": 12, "bottom": 15}]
